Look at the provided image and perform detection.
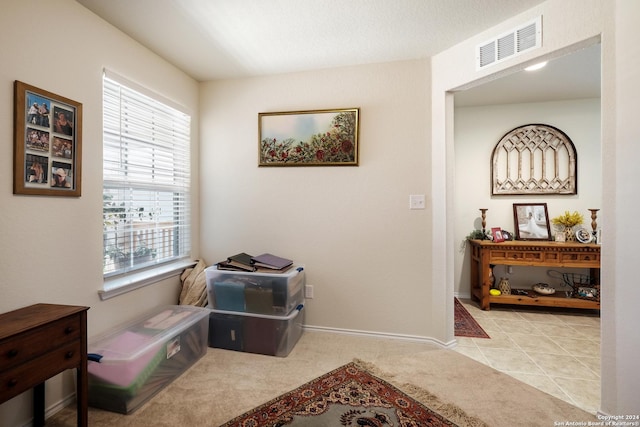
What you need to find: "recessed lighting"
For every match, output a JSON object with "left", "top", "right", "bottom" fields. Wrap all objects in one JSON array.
[{"left": 525, "top": 61, "right": 548, "bottom": 71}]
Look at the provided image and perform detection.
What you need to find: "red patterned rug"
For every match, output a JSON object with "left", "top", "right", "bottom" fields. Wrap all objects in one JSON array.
[
  {"left": 454, "top": 298, "right": 490, "bottom": 339},
  {"left": 220, "top": 361, "right": 487, "bottom": 426}
]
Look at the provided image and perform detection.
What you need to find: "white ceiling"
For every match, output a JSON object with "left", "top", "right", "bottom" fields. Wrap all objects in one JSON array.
[
  {"left": 455, "top": 43, "right": 600, "bottom": 106},
  {"left": 75, "top": 0, "right": 600, "bottom": 105}
]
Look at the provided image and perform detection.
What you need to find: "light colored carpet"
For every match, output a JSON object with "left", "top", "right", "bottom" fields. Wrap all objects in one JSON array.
[{"left": 48, "top": 330, "right": 597, "bottom": 426}]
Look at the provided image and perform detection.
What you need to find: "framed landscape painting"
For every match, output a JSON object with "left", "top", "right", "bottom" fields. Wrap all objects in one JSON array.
[
  {"left": 13, "top": 80, "right": 82, "bottom": 196},
  {"left": 258, "top": 108, "right": 359, "bottom": 166}
]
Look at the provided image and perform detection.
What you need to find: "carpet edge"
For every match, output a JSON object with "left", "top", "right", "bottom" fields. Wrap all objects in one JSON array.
[{"left": 352, "top": 358, "right": 491, "bottom": 427}]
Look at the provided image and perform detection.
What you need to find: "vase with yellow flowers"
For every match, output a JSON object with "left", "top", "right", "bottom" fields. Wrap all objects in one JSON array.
[{"left": 551, "top": 211, "right": 584, "bottom": 242}]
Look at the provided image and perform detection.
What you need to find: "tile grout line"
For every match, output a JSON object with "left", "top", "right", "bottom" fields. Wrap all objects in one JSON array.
[
  {"left": 459, "top": 300, "right": 597, "bottom": 412},
  {"left": 515, "top": 314, "right": 599, "bottom": 404},
  {"left": 507, "top": 321, "right": 581, "bottom": 407},
  {"left": 486, "top": 316, "right": 579, "bottom": 406}
]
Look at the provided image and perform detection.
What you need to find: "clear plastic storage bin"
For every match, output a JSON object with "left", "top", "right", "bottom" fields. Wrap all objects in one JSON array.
[
  {"left": 208, "top": 304, "right": 304, "bottom": 357},
  {"left": 205, "top": 266, "right": 305, "bottom": 315},
  {"left": 87, "top": 305, "right": 209, "bottom": 414}
]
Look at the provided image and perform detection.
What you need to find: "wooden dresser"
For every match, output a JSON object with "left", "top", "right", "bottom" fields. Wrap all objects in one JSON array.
[
  {"left": 0, "top": 304, "right": 89, "bottom": 426},
  {"left": 468, "top": 239, "right": 600, "bottom": 311}
]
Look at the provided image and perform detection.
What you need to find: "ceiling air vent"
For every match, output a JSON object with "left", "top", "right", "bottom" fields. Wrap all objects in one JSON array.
[
  {"left": 479, "top": 42, "right": 496, "bottom": 68},
  {"left": 476, "top": 16, "right": 542, "bottom": 70},
  {"left": 497, "top": 33, "right": 515, "bottom": 60}
]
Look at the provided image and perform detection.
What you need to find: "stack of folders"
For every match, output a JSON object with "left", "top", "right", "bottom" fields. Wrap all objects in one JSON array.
[{"left": 216, "top": 252, "right": 293, "bottom": 273}]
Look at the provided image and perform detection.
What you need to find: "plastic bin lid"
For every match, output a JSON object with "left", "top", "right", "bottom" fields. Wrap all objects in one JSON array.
[
  {"left": 89, "top": 305, "right": 208, "bottom": 362},
  {"left": 205, "top": 265, "right": 304, "bottom": 278},
  {"left": 210, "top": 303, "right": 304, "bottom": 321}
]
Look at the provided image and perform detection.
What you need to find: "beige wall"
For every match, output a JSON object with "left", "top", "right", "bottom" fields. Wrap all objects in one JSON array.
[
  {"left": 601, "top": 0, "right": 640, "bottom": 415},
  {"left": 199, "top": 60, "right": 434, "bottom": 339},
  {"left": 0, "top": 1, "right": 199, "bottom": 424},
  {"left": 1, "top": 0, "right": 638, "bottom": 423}
]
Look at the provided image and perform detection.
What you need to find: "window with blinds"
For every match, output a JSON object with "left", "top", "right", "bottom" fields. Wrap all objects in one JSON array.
[{"left": 102, "top": 71, "right": 191, "bottom": 277}]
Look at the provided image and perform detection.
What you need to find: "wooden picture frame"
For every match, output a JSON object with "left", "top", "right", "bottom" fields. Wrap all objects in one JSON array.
[
  {"left": 13, "top": 81, "right": 82, "bottom": 196},
  {"left": 258, "top": 108, "right": 359, "bottom": 166},
  {"left": 513, "top": 203, "right": 552, "bottom": 240}
]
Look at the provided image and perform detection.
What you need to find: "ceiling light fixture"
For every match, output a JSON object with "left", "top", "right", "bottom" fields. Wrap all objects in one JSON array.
[{"left": 525, "top": 61, "right": 548, "bottom": 71}]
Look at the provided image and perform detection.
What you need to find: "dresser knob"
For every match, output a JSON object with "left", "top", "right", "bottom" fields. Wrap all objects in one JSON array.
[
  {"left": 65, "top": 351, "right": 74, "bottom": 359},
  {"left": 65, "top": 326, "right": 74, "bottom": 334},
  {"left": 7, "top": 349, "right": 18, "bottom": 358},
  {"left": 8, "top": 379, "right": 18, "bottom": 387}
]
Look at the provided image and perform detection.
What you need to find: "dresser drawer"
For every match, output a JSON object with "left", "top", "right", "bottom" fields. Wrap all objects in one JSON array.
[
  {"left": 0, "top": 315, "right": 81, "bottom": 372},
  {"left": 489, "top": 249, "right": 545, "bottom": 264},
  {"left": 0, "top": 341, "right": 80, "bottom": 402},
  {"left": 558, "top": 251, "right": 600, "bottom": 265}
]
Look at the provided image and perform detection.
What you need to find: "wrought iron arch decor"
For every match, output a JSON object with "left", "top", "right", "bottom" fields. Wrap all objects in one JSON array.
[{"left": 491, "top": 124, "right": 577, "bottom": 195}]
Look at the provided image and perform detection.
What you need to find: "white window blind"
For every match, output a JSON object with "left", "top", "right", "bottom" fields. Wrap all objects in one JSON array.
[{"left": 103, "top": 71, "right": 191, "bottom": 278}]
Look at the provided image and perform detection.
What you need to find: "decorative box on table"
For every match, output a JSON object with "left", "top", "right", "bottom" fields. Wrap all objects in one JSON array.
[
  {"left": 209, "top": 304, "right": 304, "bottom": 357},
  {"left": 205, "top": 265, "right": 305, "bottom": 315},
  {"left": 87, "top": 305, "right": 209, "bottom": 414}
]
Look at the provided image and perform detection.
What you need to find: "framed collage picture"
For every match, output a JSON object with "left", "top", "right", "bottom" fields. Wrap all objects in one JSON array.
[{"left": 13, "top": 80, "right": 82, "bottom": 196}]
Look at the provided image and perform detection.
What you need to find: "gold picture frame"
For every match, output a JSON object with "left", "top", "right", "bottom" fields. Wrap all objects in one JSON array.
[
  {"left": 13, "top": 81, "right": 82, "bottom": 197},
  {"left": 258, "top": 108, "right": 359, "bottom": 166}
]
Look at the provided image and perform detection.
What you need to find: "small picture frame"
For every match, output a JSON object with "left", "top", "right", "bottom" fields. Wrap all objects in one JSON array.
[
  {"left": 491, "top": 227, "right": 505, "bottom": 242},
  {"left": 575, "top": 227, "right": 594, "bottom": 244},
  {"left": 13, "top": 81, "right": 82, "bottom": 197},
  {"left": 513, "top": 203, "right": 552, "bottom": 241}
]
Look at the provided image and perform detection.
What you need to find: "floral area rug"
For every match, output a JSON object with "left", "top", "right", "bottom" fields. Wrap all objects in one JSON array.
[
  {"left": 220, "top": 360, "right": 489, "bottom": 427},
  {"left": 454, "top": 298, "right": 490, "bottom": 339}
]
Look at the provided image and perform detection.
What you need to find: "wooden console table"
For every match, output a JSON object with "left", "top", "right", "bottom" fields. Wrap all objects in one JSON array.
[
  {"left": 468, "top": 240, "right": 600, "bottom": 310},
  {"left": 0, "top": 304, "right": 89, "bottom": 426}
]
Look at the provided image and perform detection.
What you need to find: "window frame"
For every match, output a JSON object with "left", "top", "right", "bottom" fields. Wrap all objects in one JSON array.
[{"left": 101, "top": 70, "right": 193, "bottom": 299}]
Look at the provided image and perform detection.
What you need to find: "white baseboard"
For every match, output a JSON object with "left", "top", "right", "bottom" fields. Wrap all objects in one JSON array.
[
  {"left": 39, "top": 326, "right": 459, "bottom": 426},
  {"left": 24, "top": 393, "right": 76, "bottom": 427},
  {"left": 302, "top": 325, "right": 458, "bottom": 349}
]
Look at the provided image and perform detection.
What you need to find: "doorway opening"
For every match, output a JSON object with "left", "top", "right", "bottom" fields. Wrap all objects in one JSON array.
[{"left": 451, "top": 43, "right": 602, "bottom": 414}]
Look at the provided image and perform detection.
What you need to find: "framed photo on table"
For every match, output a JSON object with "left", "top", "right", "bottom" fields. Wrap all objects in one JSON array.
[
  {"left": 575, "top": 227, "right": 594, "bottom": 244},
  {"left": 491, "top": 227, "right": 505, "bottom": 242},
  {"left": 513, "top": 203, "right": 551, "bottom": 240},
  {"left": 13, "top": 81, "right": 82, "bottom": 197}
]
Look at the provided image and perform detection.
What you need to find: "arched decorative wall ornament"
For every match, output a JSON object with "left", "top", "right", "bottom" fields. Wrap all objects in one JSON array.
[{"left": 491, "top": 124, "right": 577, "bottom": 195}]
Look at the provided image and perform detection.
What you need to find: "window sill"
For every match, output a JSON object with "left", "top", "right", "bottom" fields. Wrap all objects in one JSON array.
[{"left": 99, "top": 259, "right": 197, "bottom": 300}]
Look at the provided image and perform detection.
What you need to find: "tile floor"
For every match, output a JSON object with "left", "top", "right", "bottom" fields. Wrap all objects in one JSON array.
[{"left": 453, "top": 298, "right": 601, "bottom": 415}]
